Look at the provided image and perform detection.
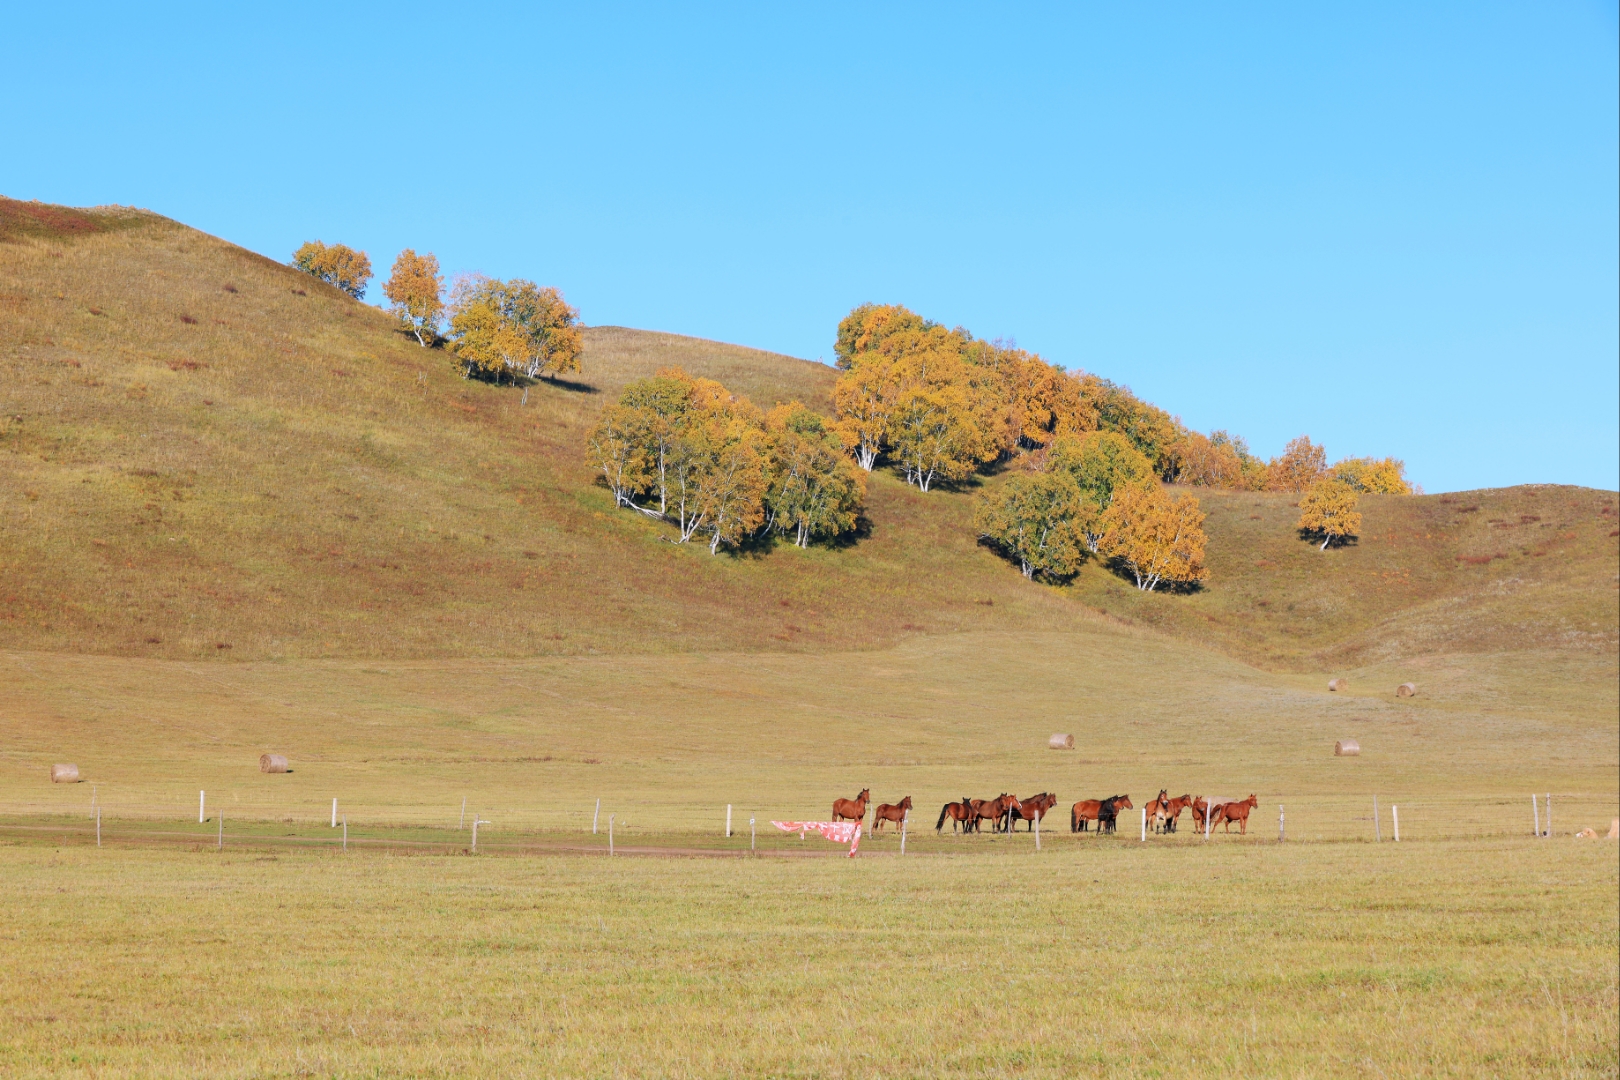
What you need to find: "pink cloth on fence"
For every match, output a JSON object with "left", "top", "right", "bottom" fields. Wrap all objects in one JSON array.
[{"left": 772, "top": 820, "right": 862, "bottom": 856}]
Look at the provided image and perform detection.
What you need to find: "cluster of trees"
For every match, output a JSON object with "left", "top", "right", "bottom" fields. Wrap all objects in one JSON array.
[
  {"left": 292, "top": 241, "right": 372, "bottom": 300},
  {"left": 293, "top": 243, "right": 583, "bottom": 383},
  {"left": 586, "top": 368, "right": 865, "bottom": 554},
  {"left": 973, "top": 430, "right": 1208, "bottom": 590},
  {"left": 829, "top": 304, "right": 1412, "bottom": 498}
]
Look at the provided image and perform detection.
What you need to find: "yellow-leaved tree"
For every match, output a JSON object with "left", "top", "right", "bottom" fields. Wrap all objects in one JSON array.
[
  {"left": 292, "top": 241, "right": 372, "bottom": 299},
  {"left": 1266, "top": 435, "right": 1328, "bottom": 491},
  {"left": 1099, "top": 482, "right": 1209, "bottom": 591},
  {"left": 1297, "top": 479, "right": 1362, "bottom": 549},
  {"left": 383, "top": 249, "right": 443, "bottom": 346},
  {"left": 831, "top": 354, "right": 900, "bottom": 471},
  {"left": 1045, "top": 430, "right": 1154, "bottom": 552},
  {"left": 448, "top": 276, "right": 583, "bottom": 383},
  {"left": 1329, "top": 456, "right": 1411, "bottom": 494}
]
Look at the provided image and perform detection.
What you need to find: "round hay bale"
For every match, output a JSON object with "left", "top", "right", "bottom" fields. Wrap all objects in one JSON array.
[
  {"left": 259, "top": 753, "right": 289, "bottom": 774},
  {"left": 1396, "top": 683, "right": 1418, "bottom": 698},
  {"left": 51, "top": 763, "right": 80, "bottom": 783},
  {"left": 1328, "top": 678, "right": 1347, "bottom": 692},
  {"left": 1048, "top": 733, "right": 1074, "bottom": 750},
  {"left": 1334, "top": 739, "right": 1361, "bottom": 757}
]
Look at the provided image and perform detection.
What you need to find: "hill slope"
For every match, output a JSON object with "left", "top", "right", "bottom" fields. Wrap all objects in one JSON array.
[{"left": 1, "top": 198, "right": 1615, "bottom": 669}]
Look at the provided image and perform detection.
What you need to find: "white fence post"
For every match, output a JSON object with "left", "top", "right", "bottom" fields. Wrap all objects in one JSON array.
[
  {"left": 750, "top": 815, "right": 756, "bottom": 852},
  {"left": 901, "top": 809, "right": 909, "bottom": 855},
  {"left": 1392, "top": 805, "right": 1400, "bottom": 842},
  {"left": 331, "top": 798, "right": 338, "bottom": 828},
  {"left": 1140, "top": 807, "right": 1146, "bottom": 842},
  {"left": 1532, "top": 795, "right": 1540, "bottom": 838},
  {"left": 726, "top": 805, "right": 732, "bottom": 838},
  {"left": 1279, "top": 804, "right": 1285, "bottom": 842},
  {"left": 593, "top": 798, "right": 601, "bottom": 834},
  {"left": 199, "top": 790, "right": 206, "bottom": 824}
]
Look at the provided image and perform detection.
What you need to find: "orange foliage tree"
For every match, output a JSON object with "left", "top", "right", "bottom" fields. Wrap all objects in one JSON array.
[
  {"left": 292, "top": 241, "right": 372, "bottom": 299},
  {"left": 1266, "top": 435, "right": 1328, "bottom": 492},
  {"left": 1099, "top": 482, "right": 1209, "bottom": 591},
  {"left": 383, "top": 249, "right": 443, "bottom": 346}
]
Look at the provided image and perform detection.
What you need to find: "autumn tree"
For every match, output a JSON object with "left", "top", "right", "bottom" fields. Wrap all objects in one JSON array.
[
  {"left": 447, "top": 276, "right": 583, "bottom": 383},
  {"left": 1099, "top": 482, "right": 1210, "bottom": 591},
  {"left": 383, "top": 249, "right": 443, "bottom": 346},
  {"left": 1297, "top": 478, "right": 1362, "bottom": 549},
  {"left": 1170, "top": 429, "right": 1267, "bottom": 489},
  {"left": 1266, "top": 435, "right": 1328, "bottom": 492},
  {"left": 585, "top": 401, "right": 655, "bottom": 510},
  {"left": 1329, "top": 456, "right": 1411, "bottom": 495},
  {"left": 974, "top": 471, "right": 1088, "bottom": 580},
  {"left": 1081, "top": 376, "right": 1182, "bottom": 477},
  {"left": 831, "top": 354, "right": 900, "bottom": 470},
  {"left": 292, "top": 241, "right": 372, "bottom": 299},
  {"left": 1044, "top": 431, "right": 1153, "bottom": 551},
  {"left": 888, "top": 376, "right": 994, "bottom": 491},
  {"left": 764, "top": 404, "right": 866, "bottom": 547},
  {"left": 834, "top": 304, "right": 937, "bottom": 367}
]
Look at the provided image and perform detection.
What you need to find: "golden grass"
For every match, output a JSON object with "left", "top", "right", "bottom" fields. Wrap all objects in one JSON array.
[{"left": 0, "top": 836, "right": 1614, "bottom": 1078}]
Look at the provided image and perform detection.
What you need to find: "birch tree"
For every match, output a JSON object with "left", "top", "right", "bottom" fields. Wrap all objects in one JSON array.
[
  {"left": 1099, "top": 482, "right": 1209, "bottom": 591},
  {"left": 975, "top": 472, "right": 1088, "bottom": 580}
]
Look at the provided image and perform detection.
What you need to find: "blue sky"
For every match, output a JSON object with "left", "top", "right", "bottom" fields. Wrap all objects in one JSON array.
[{"left": 5, "top": 3, "right": 1616, "bottom": 492}]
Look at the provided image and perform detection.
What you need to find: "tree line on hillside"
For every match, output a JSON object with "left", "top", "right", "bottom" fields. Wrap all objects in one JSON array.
[
  {"left": 292, "top": 241, "right": 583, "bottom": 383},
  {"left": 586, "top": 369, "right": 866, "bottom": 553},
  {"left": 581, "top": 302, "right": 1410, "bottom": 584}
]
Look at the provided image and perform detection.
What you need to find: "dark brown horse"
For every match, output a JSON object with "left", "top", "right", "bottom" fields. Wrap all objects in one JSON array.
[
  {"left": 832, "top": 788, "right": 870, "bottom": 825},
  {"left": 936, "top": 797, "right": 975, "bottom": 834},
  {"left": 872, "top": 796, "right": 913, "bottom": 832},
  {"left": 1161, "top": 794, "right": 1194, "bottom": 833},
  {"left": 1097, "top": 794, "right": 1132, "bottom": 834},
  {"left": 1212, "top": 794, "right": 1259, "bottom": 834},
  {"left": 1008, "top": 792, "right": 1058, "bottom": 831},
  {"left": 969, "top": 793, "right": 1021, "bottom": 833}
]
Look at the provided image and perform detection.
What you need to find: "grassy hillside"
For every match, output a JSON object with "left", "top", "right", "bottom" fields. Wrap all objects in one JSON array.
[{"left": 1, "top": 197, "right": 1615, "bottom": 671}]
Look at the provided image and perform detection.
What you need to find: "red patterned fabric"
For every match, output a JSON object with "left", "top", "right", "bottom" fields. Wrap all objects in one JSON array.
[{"left": 772, "top": 820, "right": 862, "bottom": 856}]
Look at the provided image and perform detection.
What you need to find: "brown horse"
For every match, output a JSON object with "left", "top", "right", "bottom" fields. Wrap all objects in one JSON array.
[
  {"left": 1161, "top": 794, "right": 1194, "bottom": 833},
  {"left": 969, "top": 793, "right": 1022, "bottom": 833},
  {"left": 1191, "top": 796, "right": 1236, "bottom": 833},
  {"left": 832, "top": 788, "right": 870, "bottom": 825},
  {"left": 1008, "top": 792, "right": 1058, "bottom": 831},
  {"left": 872, "top": 796, "right": 913, "bottom": 832},
  {"left": 1145, "top": 789, "right": 1169, "bottom": 833},
  {"left": 1073, "top": 795, "right": 1132, "bottom": 833},
  {"left": 936, "top": 797, "right": 975, "bottom": 834},
  {"left": 1211, "top": 794, "right": 1259, "bottom": 834}
]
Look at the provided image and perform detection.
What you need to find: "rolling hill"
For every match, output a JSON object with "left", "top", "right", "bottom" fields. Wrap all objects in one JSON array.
[{"left": 1, "top": 196, "right": 1615, "bottom": 671}]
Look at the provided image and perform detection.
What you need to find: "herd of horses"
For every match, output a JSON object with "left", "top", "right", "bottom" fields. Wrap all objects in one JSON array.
[{"left": 829, "top": 788, "right": 1262, "bottom": 836}]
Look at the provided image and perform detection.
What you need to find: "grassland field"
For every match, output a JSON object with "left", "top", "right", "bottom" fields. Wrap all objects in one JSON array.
[{"left": 1, "top": 199, "right": 1616, "bottom": 1077}]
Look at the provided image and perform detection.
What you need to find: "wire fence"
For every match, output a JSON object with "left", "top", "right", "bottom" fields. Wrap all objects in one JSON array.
[{"left": 2, "top": 785, "right": 1615, "bottom": 851}]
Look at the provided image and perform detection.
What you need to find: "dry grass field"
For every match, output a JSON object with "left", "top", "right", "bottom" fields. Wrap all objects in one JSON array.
[{"left": 2, "top": 198, "right": 1616, "bottom": 1077}]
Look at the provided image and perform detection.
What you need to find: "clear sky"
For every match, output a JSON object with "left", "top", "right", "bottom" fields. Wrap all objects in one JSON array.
[{"left": 5, "top": 3, "right": 1616, "bottom": 492}]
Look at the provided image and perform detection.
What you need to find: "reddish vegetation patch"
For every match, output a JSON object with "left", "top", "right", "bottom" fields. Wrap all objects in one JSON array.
[
  {"left": 0, "top": 197, "right": 109, "bottom": 241},
  {"left": 167, "top": 359, "right": 207, "bottom": 371},
  {"left": 179, "top": 314, "right": 198, "bottom": 325},
  {"left": 221, "top": 283, "right": 238, "bottom": 294},
  {"left": 1456, "top": 554, "right": 1503, "bottom": 566}
]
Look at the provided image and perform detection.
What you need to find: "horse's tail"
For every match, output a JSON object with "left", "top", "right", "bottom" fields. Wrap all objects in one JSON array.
[{"left": 936, "top": 803, "right": 950, "bottom": 832}]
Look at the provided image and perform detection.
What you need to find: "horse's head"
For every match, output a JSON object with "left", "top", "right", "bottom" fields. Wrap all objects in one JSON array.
[
  {"left": 1157, "top": 789, "right": 1168, "bottom": 803},
  {"left": 1116, "top": 795, "right": 1133, "bottom": 810},
  {"left": 859, "top": 788, "right": 870, "bottom": 801},
  {"left": 899, "top": 795, "right": 912, "bottom": 810},
  {"left": 1245, "top": 794, "right": 1258, "bottom": 808}
]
